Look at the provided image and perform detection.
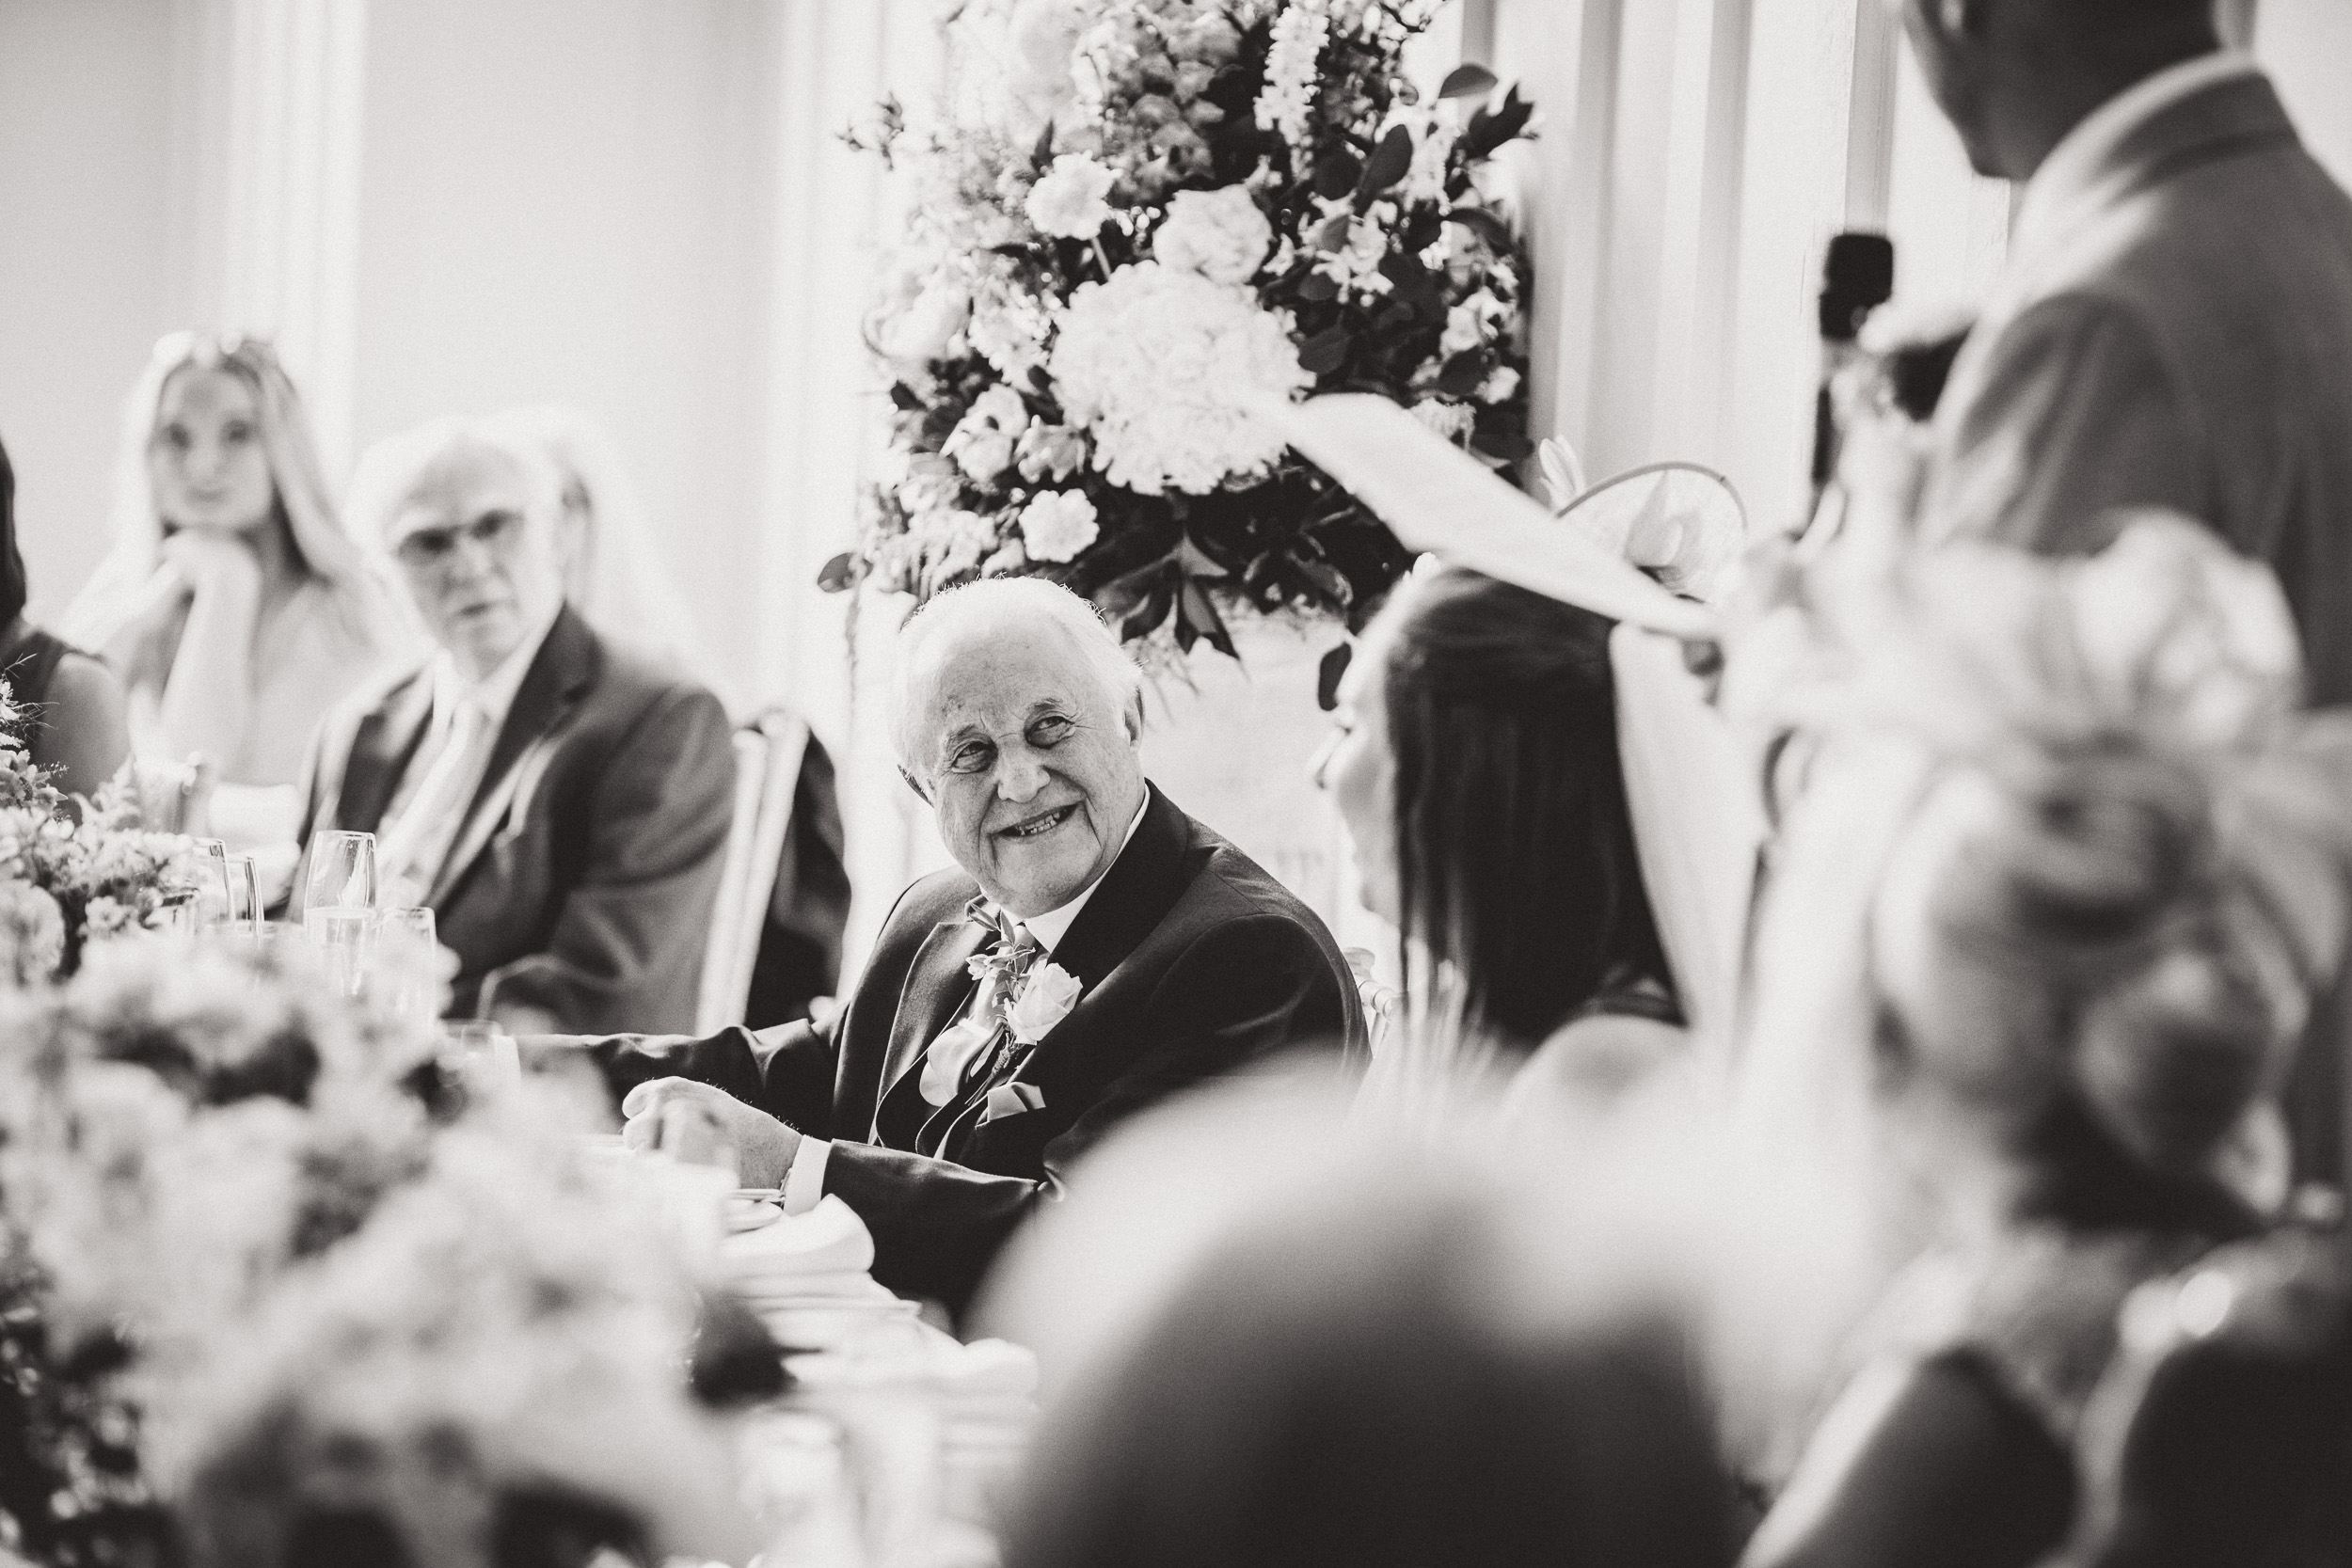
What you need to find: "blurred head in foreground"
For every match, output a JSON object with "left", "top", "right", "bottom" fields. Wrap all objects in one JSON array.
[{"left": 986, "top": 1073, "right": 1737, "bottom": 1568}]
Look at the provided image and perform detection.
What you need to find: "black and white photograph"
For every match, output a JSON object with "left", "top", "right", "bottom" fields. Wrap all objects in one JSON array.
[{"left": 0, "top": 0, "right": 2348, "bottom": 1563}]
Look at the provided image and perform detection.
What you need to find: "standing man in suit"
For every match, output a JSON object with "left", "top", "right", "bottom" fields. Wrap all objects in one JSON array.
[
  {"left": 1900, "top": 0, "right": 2352, "bottom": 1195},
  {"left": 1903, "top": 0, "right": 2352, "bottom": 705},
  {"left": 584, "top": 579, "right": 1365, "bottom": 1313},
  {"left": 294, "top": 421, "right": 734, "bottom": 1036}
]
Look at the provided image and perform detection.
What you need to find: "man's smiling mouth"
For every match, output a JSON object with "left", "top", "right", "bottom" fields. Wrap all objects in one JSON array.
[{"left": 996, "top": 803, "right": 1078, "bottom": 841}]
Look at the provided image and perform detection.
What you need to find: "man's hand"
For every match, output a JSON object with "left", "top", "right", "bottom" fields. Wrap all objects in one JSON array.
[{"left": 620, "top": 1077, "right": 801, "bottom": 1188}]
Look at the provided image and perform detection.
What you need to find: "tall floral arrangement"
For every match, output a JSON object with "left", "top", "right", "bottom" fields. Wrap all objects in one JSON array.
[{"left": 828, "top": 0, "right": 1537, "bottom": 657}]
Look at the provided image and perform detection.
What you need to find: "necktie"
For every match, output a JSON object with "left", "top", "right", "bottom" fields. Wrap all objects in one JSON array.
[
  {"left": 916, "top": 915, "right": 1040, "bottom": 1109},
  {"left": 377, "top": 698, "right": 490, "bottom": 904}
]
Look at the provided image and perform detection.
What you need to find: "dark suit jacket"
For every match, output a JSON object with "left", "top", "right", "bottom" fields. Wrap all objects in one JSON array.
[
  {"left": 293, "top": 604, "right": 734, "bottom": 1034},
  {"left": 593, "top": 784, "right": 1365, "bottom": 1311},
  {"left": 1921, "top": 71, "right": 2352, "bottom": 706}
]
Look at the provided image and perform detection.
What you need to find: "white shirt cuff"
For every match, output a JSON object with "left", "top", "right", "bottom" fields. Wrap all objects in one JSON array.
[{"left": 780, "top": 1136, "right": 834, "bottom": 1215}]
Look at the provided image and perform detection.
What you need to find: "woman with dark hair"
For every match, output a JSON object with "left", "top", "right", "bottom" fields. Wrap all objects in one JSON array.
[
  {"left": 0, "top": 433, "right": 129, "bottom": 799},
  {"left": 1316, "top": 564, "right": 1677, "bottom": 1089}
]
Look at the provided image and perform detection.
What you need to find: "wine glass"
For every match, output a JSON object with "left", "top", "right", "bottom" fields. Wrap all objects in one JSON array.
[
  {"left": 437, "top": 1020, "right": 520, "bottom": 1101},
  {"left": 373, "top": 906, "right": 441, "bottom": 1026},
  {"left": 303, "top": 832, "right": 377, "bottom": 929},
  {"left": 225, "top": 854, "right": 262, "bottom": 938},
  {"left": 190, "top": 838, "right": 234, "bottom": 928}
]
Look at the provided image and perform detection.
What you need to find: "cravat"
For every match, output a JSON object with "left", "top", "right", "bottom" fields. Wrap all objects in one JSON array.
[{"left": 916, "top": 916, "right": 1041, "bottom": 1109}]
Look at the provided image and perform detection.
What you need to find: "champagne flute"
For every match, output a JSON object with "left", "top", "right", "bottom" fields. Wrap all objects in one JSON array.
[
  {"left": 226, "top": 854, "right": 262, "bottom": 938},
  {"left": 374, "top": 906, "right": 441, "bottom": 1026},
  {"left": 303, "top": 832, "right": 377, "bottom": 930},
  {"left": 191, "top": 837, "right": 233, "bottom": 928}
]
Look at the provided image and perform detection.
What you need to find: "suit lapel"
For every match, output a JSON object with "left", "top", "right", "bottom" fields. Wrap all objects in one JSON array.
[
  {"left": 428, "top": 607, "right": 599, "bottom": 908},
  {"left": 335, "top": 673, "right": 435, "bottom": 833},
  {"left": 868, "top": 915, "right": 990, "bottom": 1143},
  {"left": 1031, "top": 784, "right": 1192, "bottom": 1002}
]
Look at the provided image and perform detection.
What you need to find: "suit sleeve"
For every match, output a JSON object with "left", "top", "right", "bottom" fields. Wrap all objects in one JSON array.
[
  {"left": 1930, "top": 293, "right": 2209, "bottom": 554},
  {"left": 568, "top": 1010, "right": 843, "bottom": 1135},
  {"left": 477, "top": 685, "right": 736, "bottom": 1033},
  {"left": 823, "top": 911, "right": 1358, "bottom": 1312}
]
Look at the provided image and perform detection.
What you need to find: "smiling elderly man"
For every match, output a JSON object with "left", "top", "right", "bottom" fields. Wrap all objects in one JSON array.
[{"left": 586, "top": 578, "right": 1365, "bottom": 1312}]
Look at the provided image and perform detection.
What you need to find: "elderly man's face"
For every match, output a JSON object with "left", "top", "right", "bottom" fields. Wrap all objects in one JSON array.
[
  {"left": 906, "top": 619, "right": 1147, "bottom": 920},
  {"left": 386, "top": 442, "right": 564, "bottom": 677}
]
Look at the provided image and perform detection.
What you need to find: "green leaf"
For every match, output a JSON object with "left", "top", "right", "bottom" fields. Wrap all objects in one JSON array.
[
  {"left": 1438, "top": 351, "right": 1489, "bottom": 398},
  {"left": 1445, "top": 206, "right": 1516, "bottom": 249},
  {"left": 1317, "top": 641, "right": 1353, "bottom": 711},
  {"left": 1461, "top": 84, "right": 1534, "bottom": 162},
  {"left": 1298, "top": 271, "right": 1342, "bottom": 303},
  {"left": 1174, "top": 537, "right": 1230, "bottom": 579},
  {"left": 1357, "top": 124, "right": 1415, "bottom": 202},
  {"left": 1313, "top": 212, "right": 1354, "bottom": 251},
  {"left": 1179, "top": 578, "right": 1237, "bottom": 660},
  {"left": 818, "top": 552, "right": 857, "bottom": 593},
  {"left": 1295, "top": 558, "right": 1354, "bottom": 609},
  {"left": 1298, "top": 325, "right": 1354, "bottom": 375},
  {"left": 1438, "top": 63, "right": 1500, "bottom": 101},
  {"left": 1313, "top": 150, "right": 1363, "bottom": 201},
  {"left": 1472, "top": 429, "right": 1535, "bottom": 462}
]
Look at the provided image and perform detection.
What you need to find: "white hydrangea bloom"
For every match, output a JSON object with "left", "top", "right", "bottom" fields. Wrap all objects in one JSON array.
[
  {"left": 1019, "top": 489, "right": 1102, "bottom": 562},
  {"left": 1049, "top": 261, "right": 1312, "bottom": 495}
]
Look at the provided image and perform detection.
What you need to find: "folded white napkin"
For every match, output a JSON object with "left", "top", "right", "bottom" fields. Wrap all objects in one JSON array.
[{"left": 718, "top": 1195, "right": 875, "bottom": 1280}]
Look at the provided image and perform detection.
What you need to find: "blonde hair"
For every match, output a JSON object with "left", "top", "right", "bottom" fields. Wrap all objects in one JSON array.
[{"left": 61, "top": 332, "right": 412, "bottom": 655}]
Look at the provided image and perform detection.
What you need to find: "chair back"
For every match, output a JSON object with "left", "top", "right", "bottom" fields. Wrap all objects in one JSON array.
[{"left": 694, "top": 710, "right": 811, "bottom": 1035}]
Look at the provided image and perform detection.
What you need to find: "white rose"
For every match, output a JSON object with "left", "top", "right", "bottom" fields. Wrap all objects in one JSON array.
[
  {"left": 1006, "top": 0, "right": 1085, "bottom": 124},
  {"left": 1152, "top": 185, "right": 1273, "bottom": 285},
  {"left": 1019, "top": 490, "right": 1101, "bottom": 562},
  {"left": 1017, "top": 421, "right": 1088, "bottom": 483},
  {"left": 945, "top": 386, "right": 1032, "bottom": 483},
  {"left": 898, "top": 453, "right": 965, "bottom": 516},
  {"left": 880, "top": 280, "right": 971, "bottom": 363},
  {"left": 1009, "top": 961, "right": 1083, "bottom": 1044},
  {"left": 1026, "top": 154, "right": 1117, "bottom": 239},
  {"left": 1478, "top": 366, "right": 1520, "bottom": 404},
  {"left": 1440, "top": 299, "right": 1488, "bottom": 358}
]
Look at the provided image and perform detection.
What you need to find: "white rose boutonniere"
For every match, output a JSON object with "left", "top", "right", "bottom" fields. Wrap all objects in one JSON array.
[{"left": 1008, "top": 961, "right": 1082, "bottom": 1045}]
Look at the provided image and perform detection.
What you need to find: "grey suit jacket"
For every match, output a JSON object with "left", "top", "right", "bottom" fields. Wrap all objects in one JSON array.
[
  {"left": 1922, "top": 72, "right": 2352, "bottom": 707},
  {"left": 292, "top": 604, "right": 735, "bottom": 1034}
]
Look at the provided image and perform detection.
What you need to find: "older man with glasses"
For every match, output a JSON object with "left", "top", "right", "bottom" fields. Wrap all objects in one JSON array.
[{"left": 288, "top": 420, "right": 734, "bottom": 1035}]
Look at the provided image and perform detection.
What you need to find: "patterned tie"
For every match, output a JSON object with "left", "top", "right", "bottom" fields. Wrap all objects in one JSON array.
[{"left": 912, "top": 913, "right": 1041, "bottom": 1157}]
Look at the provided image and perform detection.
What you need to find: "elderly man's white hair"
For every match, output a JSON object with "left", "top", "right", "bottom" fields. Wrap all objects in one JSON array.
[
  {"left": 342, "top": 417, "right": 567, "bottom": 552},
  {"left": 891, "top": 578, "right": 1145, "bottom": 775}
]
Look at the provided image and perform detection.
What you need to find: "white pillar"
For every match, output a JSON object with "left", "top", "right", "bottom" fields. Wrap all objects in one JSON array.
[{"left": 167, "top": 0, "right": 368, "bottom": 475}]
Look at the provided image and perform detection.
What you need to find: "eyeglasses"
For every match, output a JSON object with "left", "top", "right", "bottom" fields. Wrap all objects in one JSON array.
[{"left": 393, "top": 510, "right": 525, "bottom": 569}]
